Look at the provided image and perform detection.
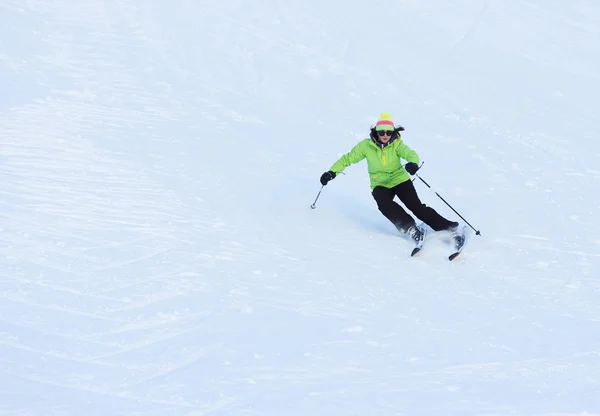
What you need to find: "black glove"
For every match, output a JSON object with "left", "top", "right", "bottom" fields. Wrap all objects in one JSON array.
[
  {"left": 405, "top": 162, "right": 419, "bottom": 175},
  {"left": 320, "top": 171, "right": 336, "bottom": 185}
]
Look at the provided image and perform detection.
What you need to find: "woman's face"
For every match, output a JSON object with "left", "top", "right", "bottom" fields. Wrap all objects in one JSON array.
[{"left": 377, "top": 130, "right": 393, "bottom": 143}]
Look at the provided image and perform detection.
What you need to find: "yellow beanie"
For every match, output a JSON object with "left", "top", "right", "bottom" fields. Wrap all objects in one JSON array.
[{"left": 375, "top": 112, "right": 395, "bottom": 131}]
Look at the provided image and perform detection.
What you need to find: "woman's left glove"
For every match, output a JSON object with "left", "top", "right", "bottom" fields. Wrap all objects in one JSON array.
[{"left": 405, "top": 162, "right": 419, "bottom": 175}]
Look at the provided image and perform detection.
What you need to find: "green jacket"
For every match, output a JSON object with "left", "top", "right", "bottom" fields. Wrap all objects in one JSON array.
[{"left": 329, "top": 134, "right": 420, "bottom": 189}]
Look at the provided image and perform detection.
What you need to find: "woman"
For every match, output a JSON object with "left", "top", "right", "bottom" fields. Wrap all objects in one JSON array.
[{"left": 319, "top": 112, "right": 458, "bottom": 244}]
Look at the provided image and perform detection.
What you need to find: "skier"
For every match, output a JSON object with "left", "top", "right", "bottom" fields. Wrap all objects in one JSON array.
[{"left": 319, "top": 112, "right": 459, "bottom": 245}]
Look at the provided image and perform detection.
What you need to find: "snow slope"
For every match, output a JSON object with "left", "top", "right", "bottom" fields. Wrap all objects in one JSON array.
[{"left": 1, "top": 1, "right": 599, "bottom": 415}]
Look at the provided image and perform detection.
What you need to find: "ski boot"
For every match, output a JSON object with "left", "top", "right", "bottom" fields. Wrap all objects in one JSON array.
[
  {"left": 407, "top": 224, "right": 424, "bottom": 245},
  {"left": 406, "top": 224, "right": 425, "bottom": 256},
  {"left": 447, "top": 222, "right": 465, "bottom": 250}
]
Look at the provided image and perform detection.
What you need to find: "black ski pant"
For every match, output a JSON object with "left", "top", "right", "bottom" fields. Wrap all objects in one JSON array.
[{"left": 372, "top": 180, "right": 456, "bottom": 233}]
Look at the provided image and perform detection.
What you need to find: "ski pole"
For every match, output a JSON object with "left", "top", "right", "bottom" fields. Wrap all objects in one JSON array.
[
  {"left": 311, "top": 172, "right": 344, "bottom": 209},
  {"left": 310, "top": 185, "right": 324, "bottom": 209},
  {"left": 415, "top": 173, "right": 481, "bottom": 236}
]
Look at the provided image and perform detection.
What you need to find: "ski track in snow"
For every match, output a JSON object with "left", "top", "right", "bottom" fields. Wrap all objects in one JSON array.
[{"left": 1, "top": 1, "right": 600, "bottom": 416}]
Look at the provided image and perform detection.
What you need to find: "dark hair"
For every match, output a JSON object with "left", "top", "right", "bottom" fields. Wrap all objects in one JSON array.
[{"left": 369, "top": 126, "right": 405, "bottom": 145}]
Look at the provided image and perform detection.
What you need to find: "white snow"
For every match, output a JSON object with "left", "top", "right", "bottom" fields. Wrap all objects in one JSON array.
[{"left": 1, "top": 1, "right": 600, "bottom": 415}]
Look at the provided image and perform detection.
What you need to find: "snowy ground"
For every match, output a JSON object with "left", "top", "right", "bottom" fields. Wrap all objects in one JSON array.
[{"left": 1, "top": 1, "right": 599, "bottom": 415}]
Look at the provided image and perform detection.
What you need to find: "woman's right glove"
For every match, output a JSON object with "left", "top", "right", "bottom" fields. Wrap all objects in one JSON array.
[{"left": 320, "top": 171, "right": 336, "bottom": 185}]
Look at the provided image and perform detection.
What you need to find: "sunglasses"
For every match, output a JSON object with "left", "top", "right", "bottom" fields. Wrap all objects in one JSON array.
[{"left": 377, "top": 130, "right": 394, "bottom": 137}]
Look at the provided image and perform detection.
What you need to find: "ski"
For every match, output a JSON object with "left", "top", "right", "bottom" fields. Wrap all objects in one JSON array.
[
  {"left": 410, "top": 246, "right": 422, "bottom": 257},
  {"left": 448, "top": 250, "right": 462, "bottom": 261}
]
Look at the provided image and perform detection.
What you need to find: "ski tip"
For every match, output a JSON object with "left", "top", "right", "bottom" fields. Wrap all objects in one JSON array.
[
  {"left": 411, "top": 247, "right": 421, "bottom": 257},
  {"left": 448, "top": 252, "right": 460, "bottom": 261}
]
